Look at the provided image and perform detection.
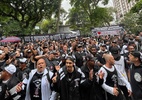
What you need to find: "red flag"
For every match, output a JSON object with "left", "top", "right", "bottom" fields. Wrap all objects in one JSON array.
[{"left": 98, "top": 32, "right": 101, "bottom": 35}]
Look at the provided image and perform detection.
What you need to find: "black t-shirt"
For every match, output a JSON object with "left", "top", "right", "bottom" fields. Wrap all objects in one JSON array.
[
  {"left": 0, "top": 81, "right": 7, "bottom": 100},
  {"left": 30, "top": 72, "right": 43, "bottom": 100}
]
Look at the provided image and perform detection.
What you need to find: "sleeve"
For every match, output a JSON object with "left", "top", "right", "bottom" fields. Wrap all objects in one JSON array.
[
  {"left": 116, "top": 68, "right": 132, "bottom": 91},
  {"left": 50, "top": 91, "right": 57, "bottom": 100},
  {"left": 77, "top": 68, "right": 86, "bottom": 84},
  {"left": 98, "top": 67, "right": 114, "bottom": 95}
]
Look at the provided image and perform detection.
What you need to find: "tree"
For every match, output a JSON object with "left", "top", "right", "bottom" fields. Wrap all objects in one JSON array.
[
  {"left": 40, "top": 19, "right": 56, "bottom": 33},
  {"left": 69, "top": 0, "right": 110, "bottom": 25},
  {"left": 66, "top": 6, "right": 113, "bottom": 34},
  {"left": 0, "top": 0, "right": 60, "bottom": 35},
  {"left": 120, "top": 12, "right": 142, "bottom": 34},
  {"left": 131, "top": 0, "right": 142, "bottom": 13}
]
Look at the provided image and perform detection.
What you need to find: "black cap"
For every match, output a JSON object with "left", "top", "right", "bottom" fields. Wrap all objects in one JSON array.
[
  {"left": 101, "top": 44, "right": 106, "bottom": 47},
  {"left": 111, "top": 47, "right": 120, "bottom": 58},
  {"left": 131, "top": 51, "right": 142, "bottom": 61},
  {"left": 111, "top": 47, "right": 119, "bottom": 54}
]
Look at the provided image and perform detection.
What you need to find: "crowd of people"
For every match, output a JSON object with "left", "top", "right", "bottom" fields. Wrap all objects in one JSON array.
[{"left": 0, "top": 32, "right": 142, "bottom": 100}]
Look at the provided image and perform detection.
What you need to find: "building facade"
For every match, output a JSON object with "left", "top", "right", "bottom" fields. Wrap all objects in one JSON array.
[{"left": 113, "top": 0, "right": 136, "bottom": 20}]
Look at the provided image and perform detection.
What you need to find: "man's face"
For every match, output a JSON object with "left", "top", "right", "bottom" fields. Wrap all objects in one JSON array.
[
  {"left": 77, "top": 47, "right": 83, "bottom": 52},
  {"left": 128, "top": 46, "right": 135, "bottom": 52},
  {"left": 36, "top": 59, "right": 46, "bottom": 73},
  {"left": 1, "top": 70, "right": 8, "bottom": 80},
  {"left": 63, "top": 45, "right": 68, "bottom": 51},
  {"left": 43, "top": 47, "right": 49, "bottom": 53},
  {"left": 19, "top": 62, "right": 26, "bottom": 69},
  {"left": 65, "top": 59, "right": 74, "bottom": 73},
  {"left": 129, "top": 54, "right": 136, "bottom": 63},
  {"left": 27, "top": 52, "right": 32, "bottom": 57},
  {"left": 90, "top": 48, "right": 97, "bottom": 55},
  {"left": 49, "top": 53, "right": 55, "bottom": 60},
  {"left": 101, "top": 46, "right": 106, "bottom": 51},
  {"left": 109, "top": 55, "right": 115, "bottom": 65},
  {"left": 0, "top": 53, "right": 5, "bottom": 60}
]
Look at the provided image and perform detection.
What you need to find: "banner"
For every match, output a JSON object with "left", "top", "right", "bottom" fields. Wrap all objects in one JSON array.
[
  {"left": 22, "top": 30, "right": 80, "bottom": 42},
  {"left": 91, "top": 25, "right": 124, "bottom": 36}
]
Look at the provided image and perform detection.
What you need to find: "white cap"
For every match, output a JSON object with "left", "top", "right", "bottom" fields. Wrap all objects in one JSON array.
[
  {"left": 19, "top": 58, "right": 27, "bottom": 63},
  {"left": 4, "top": 64, "right": 16, "bottom": 75},
  {"left": 0, "top": 50, "right": 4, "bottom": 54}
]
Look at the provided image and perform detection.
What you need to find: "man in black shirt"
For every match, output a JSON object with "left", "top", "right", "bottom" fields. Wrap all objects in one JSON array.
[{"left": 129, "top": 51, "right": 142, "bottom": 100}]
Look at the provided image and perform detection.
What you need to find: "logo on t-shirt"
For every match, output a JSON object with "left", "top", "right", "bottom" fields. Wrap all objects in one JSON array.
[{"left": 134, "top": 72, "right": 142, "bottom": 82}]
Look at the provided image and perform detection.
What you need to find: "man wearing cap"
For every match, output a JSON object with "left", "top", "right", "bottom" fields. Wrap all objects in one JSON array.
[
  {"left": 0, "top": 64, "right": 21, "bottom": 100},
  {"left": 129, "top": 51, "right": 142, "bottom": 100},
  {"left": 96, "top": 44, "right": 109, "bottom": 67},
  {"left": 74, "top": 43, "right": 86, "bottom": 68},
  {"left": 26, "top": 49, "right": 36, "bottom": 70},
  {"left": 111, "top": 47, "right": 130, "bottom": 100},
  {"left": 15, "top": 57, "right": 31, "bottom": 100},
  {"left": 16, "top": 58, "right": 31, "bottom": 81},
  {"left": 45, "top": 50, "right": 58, "bottom": 73}
]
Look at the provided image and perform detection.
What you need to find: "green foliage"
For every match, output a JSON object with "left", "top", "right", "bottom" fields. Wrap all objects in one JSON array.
[
  {"left": 0, "top": 0, "right": 60, "bottom": 35},
  {"left": 91, "top": 7, "right": 113, "bottom": 26},
  {"left": 121, "top": 12, "right": 142, "bottom": 34},
  {"left": 131, "top": 0, "right": 142, "bottom": 13},
  {"left": 40, "top": 19, "right": 56, "bottom": 33},
  {"left": 67, "top": 0, "right": 113, "bottom": 34},
  {"left": 66, "top": 5, "right": 113, "bottom": 34}
]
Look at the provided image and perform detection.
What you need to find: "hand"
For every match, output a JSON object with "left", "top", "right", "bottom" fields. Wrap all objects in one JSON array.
[
  {"left": 52, "top": 73, "right": 57, "bottom": 83},
  {"left": 128, "top": 90, "right": 132, "bottom": 97},
  {"left": 113, "top": 87, "right": 119, "bottom": 96},
  {"left": 55, "top": 65, "right": 60, "bottom": 71},
  {"left": 89, "top": 69, "right": 94, "bottom": 81},
  {"left": 16, "top": 82, "right": 23, "bottom": 92},
  {"left": 98, "top": 70, "right": 104, "bottom": 79},
  {"left": 6, "top": 58, "right": 13, "bottom": 64}
]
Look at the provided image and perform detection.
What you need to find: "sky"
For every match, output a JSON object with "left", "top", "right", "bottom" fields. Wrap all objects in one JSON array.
[{"left": 61, "top": 0, "right": 114, "bottom": 12}]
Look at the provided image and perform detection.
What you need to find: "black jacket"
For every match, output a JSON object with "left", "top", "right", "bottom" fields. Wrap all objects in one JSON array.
[
  {"left": 74, "top": 51, "right": 86, "bottom": 67},
  {"left": 0, "top": 80, "right": 7, "bottom": 100},
  {"left": 54, "top": 66, "right": 86, "bottom": 100},
  {"left": 80, "top": 65, "right": 105, "bottom": 100}
]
